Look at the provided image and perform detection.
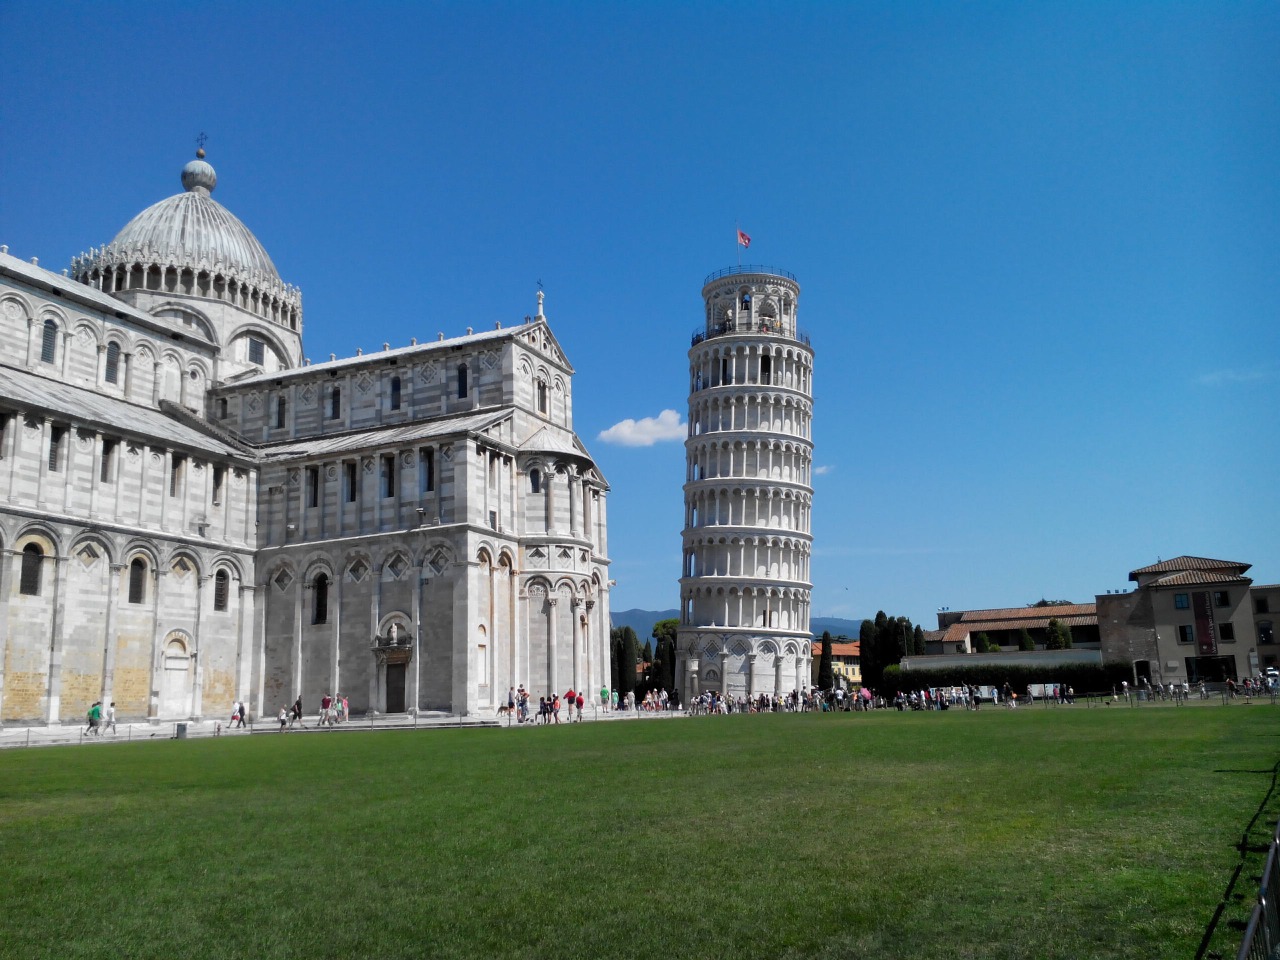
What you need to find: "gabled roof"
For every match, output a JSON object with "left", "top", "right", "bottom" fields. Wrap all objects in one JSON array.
[
  {"left": 224, "top": 323, "right": 529, "bottom": 389},
  {"left": 0, "top": 362, "right": 246, "bottom": 459},
  {"left": 1129, "top": 556, "right": 1251, "bottom": 580},
  {"left": 520, "top": 425, "right": 589, "bottom": 457},
  {"left": 958, "top": 603, "right": 1096, "bottom": 622},
  {"left": 816, "top": 640, "right": 860, "bottom": 657},
  {"left": 259, "top": 409, "right": 510, "bottom": 459},
  {"left": 942, "top": 614, "right": 1097, "bottom": 644},
  {"left": 1145, "top": 570, "right": 1252, "bottom": 588}
]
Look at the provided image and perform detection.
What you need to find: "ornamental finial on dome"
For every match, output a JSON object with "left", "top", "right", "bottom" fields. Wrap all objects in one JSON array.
[{"left": 182, "top": 138, "right": 216, "bottom": 197}]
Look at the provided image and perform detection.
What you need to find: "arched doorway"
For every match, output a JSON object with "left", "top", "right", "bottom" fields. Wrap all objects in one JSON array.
[
  {"left": 159, "top": 634, "right": 193, "bottom": 718},
  {"left": 373, "top": 614, "right": 413, "bottom": 714}
]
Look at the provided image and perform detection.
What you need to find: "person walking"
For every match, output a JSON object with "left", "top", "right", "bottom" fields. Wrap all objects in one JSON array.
[
  {"left": 277, "top": 706, "right": 288, "bottom": 731},
  {"left": 575, "top": 691, "right": 585, "bottom": 721},
  {"left": 103, "top": 701, "right": 117, "bottom": 735},
  {"left": 85, "top": 701, "right": 102, "bottom": 736},
  {"left": 290, "top": 696, "right": 306, "bottom": 729}
]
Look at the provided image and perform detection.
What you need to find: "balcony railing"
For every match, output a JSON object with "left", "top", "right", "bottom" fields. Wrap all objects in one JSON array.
[
  {"left": 691, "top": 323, "right": 812, "bottom": 348},
  {"left": 703, "top": 265, "right": 798, "bottom": 285}
]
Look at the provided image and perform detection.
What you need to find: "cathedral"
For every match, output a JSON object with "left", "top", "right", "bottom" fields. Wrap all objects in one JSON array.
[{"left": 0, "top": 150, "right": 612, "bottom": 724}]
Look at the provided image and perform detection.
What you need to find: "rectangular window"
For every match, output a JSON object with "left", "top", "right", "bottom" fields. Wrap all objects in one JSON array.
[
  {"left": 382, "top": 454, "right": 396, "bottom": 498},
  {"left": 41, "top": 322, "right": 58, "bottom": 364},
  {"left": 329, "top": 388, "right": 341, "bottom": 420},
  {"left": 248, "top": 338, "right": 265, "bottom": 365},
  {"left": 0, "top": 414, "right": 9, "bottom": 459},
  {"left": 1174, "top": 593, "right": 1190, "bottom": 610},
  {"left": 276, "top": 396, "right": 287, "bottom": 428},
  {"left": 419, "top": 448, "right": 435, "bottom": 493},
  {"left": 1220, "top": 623, "right": 1236, "bottom": 642},
  {"left": 1177, "top": 624, "right": 1194, "bottom": 644},
  {"left": 100, "top": 439, "right": 117, "bottom": 483},
  {"left": 306, "top": 466, "right": 319, "bottom": 507},
  {"left": 217, "top": 397, "right": 228, "bottom": 420},
  {"left": 1214, "top": 590, "right": 1230, "bottom": 608},
  {"left": 390, "top": 376, "right": 402, "bottom": 411},
  {"left": 344, "top": 461, "right": 358, "bottom": 502},
  {"left": 212, "top": 465, "right": 225, "bottom": 505},
  {"left": 48, "top": 426, "right": 64, "bottom": 472},
  {"left": 170, "top": 455, "right": 185, "bottom": 498},
  {"left": 489, "top": 510, "right": 498, "bottom": 530},
  {"left": 1259, "top": 597, "right": 1272, "bottom": 615}
]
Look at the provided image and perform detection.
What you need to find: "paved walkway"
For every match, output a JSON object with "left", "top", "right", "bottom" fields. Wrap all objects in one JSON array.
[{"left": 0, "top": 705, "right": 682, "bottom": 750}]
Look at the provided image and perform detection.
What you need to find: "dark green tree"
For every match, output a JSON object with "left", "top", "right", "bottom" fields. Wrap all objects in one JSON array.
[
  {"left": 859, "top": 618, "right": 879, "bottom": 687},
  {"left": 619, "top": 626, "right": 639, "bottom": 695},
  {"left": 649, "top": 618, "right": 680, "bottom": 692},
  {"left": 1060, "top": 622, "right": 1074, "bottom": 649},
  {"left": 974, "top": 632, "right": 994, "bottom": 653},
  {"left": 1017, "top": 628, "right": 1035, "bottom": 651},
  {"left": 609, "top": 627, "right": 624, "bottom": 691},
  {"left": 912, "top": 624, "right": 926, "bottom": 656},
  {"left": 817, "top": 631, "right": 835, "bottom": 689},
  {"left": 1044, "top": 618, "right": 1066, "bottom": 650}
]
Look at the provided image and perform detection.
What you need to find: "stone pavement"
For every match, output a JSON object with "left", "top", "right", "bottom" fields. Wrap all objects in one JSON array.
[{"left": 0, "top": 705, "right": 684, "bottom": 750}]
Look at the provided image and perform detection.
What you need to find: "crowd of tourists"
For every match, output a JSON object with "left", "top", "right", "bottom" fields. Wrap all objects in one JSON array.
[
  {"left": 503, "top": 684, "right": 682, "bottom": 724},
  {"left": 274, "top": 693, "right": 349, "bottom": 731}
]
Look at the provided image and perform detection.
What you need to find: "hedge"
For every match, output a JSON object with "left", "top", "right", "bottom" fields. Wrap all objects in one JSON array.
[{"left": 878, "top": 661, "right": 1134, "bottom": 695}]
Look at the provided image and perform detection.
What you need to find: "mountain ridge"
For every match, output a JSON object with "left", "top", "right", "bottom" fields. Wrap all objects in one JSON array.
[{"left": 610, "top": 608, "right": 864, "bottom": 640}]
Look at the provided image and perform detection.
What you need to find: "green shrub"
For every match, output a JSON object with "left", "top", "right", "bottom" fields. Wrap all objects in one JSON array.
[{"left": 877, "top": 660, "right": 1131, "bottom": 695}]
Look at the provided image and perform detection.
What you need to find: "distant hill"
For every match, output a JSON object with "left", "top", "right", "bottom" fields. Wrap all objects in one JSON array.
[
  {"left": 611, "top": 608, "right": 864, "bottom": 640},
  {"left": 811, "top": 617, "right": 863, "bottom": 639},
  {"left": 610, "top": 608, "right": 680, "bottom": 638}
]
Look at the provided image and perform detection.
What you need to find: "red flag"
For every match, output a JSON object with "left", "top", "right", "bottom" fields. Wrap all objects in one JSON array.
[{"left": 737, "top": 229, "right": 751, "bottom": 249}]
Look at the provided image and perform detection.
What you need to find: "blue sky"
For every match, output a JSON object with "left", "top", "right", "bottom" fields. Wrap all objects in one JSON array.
[{"left": 2, "top": 2, "right": 1277, "bottom": 627}]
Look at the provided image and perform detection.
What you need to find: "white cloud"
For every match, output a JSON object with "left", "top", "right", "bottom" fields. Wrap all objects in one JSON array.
[
  {"left": 598, "top": 409, "right": 687, "bottom": 447},
  {"left": 814, "top": 464, "right": 834, "bottom": 475},
  {"left": 1197, "top": 368, "right": 1271, "bottom": 386}
]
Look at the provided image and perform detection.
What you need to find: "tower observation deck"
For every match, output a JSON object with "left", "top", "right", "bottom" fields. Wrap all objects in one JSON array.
[{"left": 676, "top": 266, "right": 815, "bottom": 701}]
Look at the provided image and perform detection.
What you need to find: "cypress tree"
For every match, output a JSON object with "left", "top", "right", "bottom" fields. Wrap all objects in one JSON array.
[{"left": 817, "top": 631, "right": 835, "bottom": 688}]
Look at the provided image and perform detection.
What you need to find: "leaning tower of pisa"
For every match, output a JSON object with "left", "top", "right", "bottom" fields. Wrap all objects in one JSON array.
[{"left": 676, "top": 266, "right": 815, "bottom": 701}]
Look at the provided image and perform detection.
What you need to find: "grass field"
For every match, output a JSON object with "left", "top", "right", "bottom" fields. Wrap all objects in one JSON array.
[{"left": 2, "top": 705, "right": 1278, "bottom": 960}]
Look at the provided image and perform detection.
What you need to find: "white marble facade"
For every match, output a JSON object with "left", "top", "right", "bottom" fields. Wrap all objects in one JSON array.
[
  {"left": 676, "top": 268, "right": 815, "bottom": 698},
  {"left": 0, "top": 152, "right": 610, "bottom": 724}
]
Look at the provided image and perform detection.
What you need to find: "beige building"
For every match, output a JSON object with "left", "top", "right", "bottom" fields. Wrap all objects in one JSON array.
[
  {"left": 0, "top": 150, "right": 610, "bottom": 724},
  {"left": 1098, "top": 556, "right": 1275, "bottom": 683}
]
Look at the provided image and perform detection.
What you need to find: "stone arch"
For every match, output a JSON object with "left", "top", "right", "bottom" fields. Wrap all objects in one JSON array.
[
  {"left": 166, "top": 548, "right": 203, "bottom": 581},
  {"left": 158, "top": 630, "right": 195, "bottom": 719},
  {"left": 227, "top": 322, "right": 291, "bottom": 367},
  {"left": 0, "top": 291, "right": 34, "bottom": 322},
  {"left": 72, "top": 319, "right": 102, "bottom": 348},
  {"left": 67, "top": 532, "right": 115, "bottom": 567},
  {"left": 377, "top": 610, "right": 413, "bottom": 642},
  {"left": 150, "top": 302, "right": 217, "bottom": 343},
  {"left": 15, "top": 523, "right": 61, "bottom": 555}
]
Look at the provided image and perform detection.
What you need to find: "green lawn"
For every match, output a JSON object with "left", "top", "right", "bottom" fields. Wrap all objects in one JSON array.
[{"left": 2, "top": 705, "right": 1277, "bottom": 960}]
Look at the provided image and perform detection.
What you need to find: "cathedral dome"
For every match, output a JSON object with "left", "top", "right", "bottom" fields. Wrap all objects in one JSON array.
[
  {"left": 70, "top": 150, "right": 301, "bottom": 331},
  {"left": 101, "top": 152, "right": 280, "bottom": 281}
]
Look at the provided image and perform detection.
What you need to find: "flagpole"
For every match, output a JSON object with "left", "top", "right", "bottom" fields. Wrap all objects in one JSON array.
[{"left": 736, "top": 220, "right": 741, "bottom": 267}]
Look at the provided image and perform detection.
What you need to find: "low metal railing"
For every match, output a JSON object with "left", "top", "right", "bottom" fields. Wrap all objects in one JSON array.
[
  {"left": 1237, "top": 822, "right": 1280, "bottom": 960},
  {"left": 691, "top": 324, "right": 812, "bottom": 348},
  {"left": 703, "top": 265, "right": 798, "bottom": 285}
]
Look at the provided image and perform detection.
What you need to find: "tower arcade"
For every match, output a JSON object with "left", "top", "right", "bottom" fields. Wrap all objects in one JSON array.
[{"left": 675, "top": 266, "right": 815, "bottom": 700}]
